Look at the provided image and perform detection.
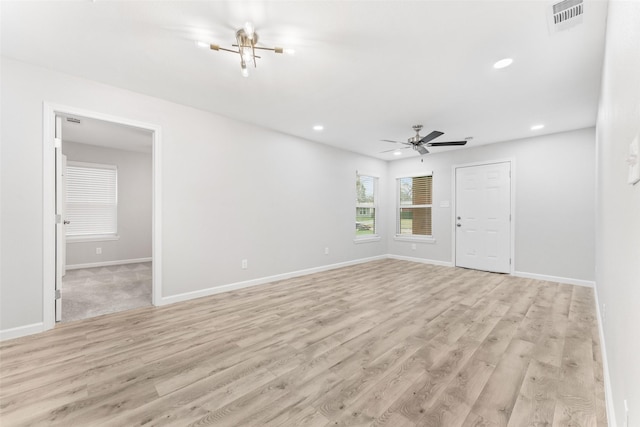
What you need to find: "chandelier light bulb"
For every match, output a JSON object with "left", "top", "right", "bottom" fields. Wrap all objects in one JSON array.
[
  {"left": 242, "top": 48, "right": 253, "bottom": 63},
  {"left": 244, "top": 22, "right": 255, "bottom": 38}
]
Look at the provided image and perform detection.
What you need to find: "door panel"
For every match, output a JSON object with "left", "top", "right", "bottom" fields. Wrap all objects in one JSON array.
[{"left": 455, "top": 162, "right": 511, "bottom": 273}]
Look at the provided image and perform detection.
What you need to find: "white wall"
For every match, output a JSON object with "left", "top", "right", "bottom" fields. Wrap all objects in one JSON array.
[
  {"left": 0, "top": 58, "right": 388, "bottom": 332},
  {"left": 62, "top": 141, "right": 152, "bottom": 266},
  {"left": 595, "top": 1, "right": 640, "bottom": 426},
  {"left": 387, "top": 128, "right": 596, "bottom": 283},
  {"left": 0, "top": 55, "right": 599, "bottom": 340}
]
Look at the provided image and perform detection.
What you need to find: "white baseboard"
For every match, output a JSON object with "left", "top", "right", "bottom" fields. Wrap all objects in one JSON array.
[
  {"left": 512, "top": 271, "right": 595, "bottom": 288},
  {"left": 66, "top": 257, "right": 152, "bottom": 270},
  {"left": 0, "top": 322, "right": 44, "bottom": 341},
  {"left": 386, "top": 254, "right": 454, "bottom": 267},
  {"left": 158, "top": 255, "right": 388, "bottom": 306},
  {"left": 593, "top": 285, "right": 617, "bottom": 427}
]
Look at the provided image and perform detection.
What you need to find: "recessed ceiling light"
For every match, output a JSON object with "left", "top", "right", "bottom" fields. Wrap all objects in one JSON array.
[
  {"left": 531, "top": 124, "right": 545, "bottom": 130},
  {"left": 313, "top": 125, "right": 324, "bottom": 131},
  {"left": 195, "top": 41, "right": 209, "bottom": 48},
  {"left": 393, "top": 150, "right": 402, "bottom": 156},
  {"left": 493, "top": 58, "right": 513, "bottom": 69}
]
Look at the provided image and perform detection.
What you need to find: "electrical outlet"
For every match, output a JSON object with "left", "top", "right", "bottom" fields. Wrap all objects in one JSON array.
[
  {"left": 324, "top": 247, "right": 329, "bottom": 255},
  {"left": 96, "top": 247, "right": 102, "bottom": 255},
  {"left": 411, "top": 243, "right": 417, "bottom": 250},
  {"left": 241, "top": 259, "right": 248, "bottom": 269}
]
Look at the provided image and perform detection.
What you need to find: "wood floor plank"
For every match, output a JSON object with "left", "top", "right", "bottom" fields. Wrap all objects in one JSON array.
[
  {"left": 0, "top": 260, "right": 608, "bottom": 427},
  {"left": 507, "top": 359, "right": 559, "bottom": 427}
]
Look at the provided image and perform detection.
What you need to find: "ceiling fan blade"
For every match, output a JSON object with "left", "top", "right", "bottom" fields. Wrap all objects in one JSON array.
[
  {"left": 416, "top": 145, "right": 429, "bottom": 155},
  {"left": 418, "top": 130, "right": 444, "bottom": 145},
  {"left": 427, "top": 141, "right": 468, "bottom": 146},
  {"left": 381, "top": 139, "right": 403, "bottom": 144},
  {"left": 380, "top": 146, "right": 411, "bottom": 153}
]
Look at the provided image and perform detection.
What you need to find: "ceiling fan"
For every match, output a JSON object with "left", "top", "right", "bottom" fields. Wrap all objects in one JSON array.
[{"left": 381, "top": 125, "right": 467, "bottom": 155}]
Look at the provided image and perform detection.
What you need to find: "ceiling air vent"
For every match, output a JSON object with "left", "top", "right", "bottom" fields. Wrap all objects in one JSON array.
[
  {"left": 548, "top": 0, "right": 584, "bottom": 33},
  {"left": 66, "top": 117, "right": 81, "bottom": 124}
]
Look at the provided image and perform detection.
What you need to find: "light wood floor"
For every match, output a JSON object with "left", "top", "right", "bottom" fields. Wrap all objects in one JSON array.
[{"left": 0, "top": 259, "right": 607, "bottom": 426}]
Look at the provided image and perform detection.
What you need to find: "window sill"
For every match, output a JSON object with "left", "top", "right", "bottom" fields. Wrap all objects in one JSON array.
[
  {"left": 354, "top": 235, "right": 381, "bottom": 244},
  {"left": 393, "top": 235, "right": 436, "bottom": 244},
  {"left": 67, "top": 235, "right": 120, "bottom": 243}
]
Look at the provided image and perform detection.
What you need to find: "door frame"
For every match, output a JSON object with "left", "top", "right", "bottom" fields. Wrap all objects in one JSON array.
[
  {"left": 42, "top": 102, "right": 163, "bottom": 331},
  {"left": 451, "top": 158, "right": 516, "bottom": 274}
]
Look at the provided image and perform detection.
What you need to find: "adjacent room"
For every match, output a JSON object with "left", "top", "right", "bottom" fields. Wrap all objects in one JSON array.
[
  {"left": 1, "top": 1, "right": 638, "bottom": 426},
  {"left": 59, "top": 115, "right": 153, "bottom": 322}
]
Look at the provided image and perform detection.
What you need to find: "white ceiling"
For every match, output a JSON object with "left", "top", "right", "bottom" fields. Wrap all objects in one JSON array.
[
  {"left": 60, "top": 115, "right": 153, "bottom": 153},
  {"left": 1, "top": 1, "right": 609, "bottom": 160}
]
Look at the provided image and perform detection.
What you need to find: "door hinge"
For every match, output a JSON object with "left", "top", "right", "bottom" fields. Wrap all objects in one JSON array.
[
  {"left": 55, "top": 289, "right": 61, "bottom": 299},
  {"left": 509, "top": 258, "right": 512, "bottom": 265},
  {"left": 54, "top": 137, "right": 62, "bottom": 148},
  {"left": 509, "top": 214, "right": 512, "bottom": 221}
]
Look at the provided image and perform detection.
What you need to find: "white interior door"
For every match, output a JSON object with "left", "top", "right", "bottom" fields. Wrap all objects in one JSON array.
[
  {"left": 455, "top": 162, "right": 511, "bottom": 273},
  {"left": 55, "top": 116, "right": 67, "bottom": 322}
]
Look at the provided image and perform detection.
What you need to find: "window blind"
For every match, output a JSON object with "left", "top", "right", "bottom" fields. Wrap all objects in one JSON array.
[
  {"left": 398, "top": 175, "right": 433, "bottom": 236},
  {"left": 66, "top": 162, "right": 118, "bottom": 236}
]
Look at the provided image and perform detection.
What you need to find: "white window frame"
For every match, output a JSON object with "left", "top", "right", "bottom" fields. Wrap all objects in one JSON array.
[
  {"left": 395, "top": 172, "right": 436, "bottom": 243},
  {"left": 355, "top": 172, "right": 380, "bottom": 243},
  {"left": 66, "top": 161, "right": 119, "bottom": 242}
]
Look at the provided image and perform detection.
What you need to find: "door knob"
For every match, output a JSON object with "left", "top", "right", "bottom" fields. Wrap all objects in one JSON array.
[
  {"left": 457, "top": 216, "right": 461, "bottom": 220},
  {"left": 456, "top": 223, "right": 462, "bottom": 227},
  {"left": 63, "top": 220, "right": 70, "bottom": 225}
]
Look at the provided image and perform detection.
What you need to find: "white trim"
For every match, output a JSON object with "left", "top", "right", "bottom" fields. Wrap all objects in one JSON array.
[
  {"left": 387, "top": 254, "right": 454, "bottom": 267},
  {"left": 0, "top": 323, "right": 44, "bottom": 341},
  {"left": 158, "top": 255, "right": 387, "bottom": 306},
  {"left": 395, "top": 170, "right": 433, "bottom": 179},
  {"left": 66, "top": 257, "right": 152, "bottom": 270},
  {"left": 355, "top": 170, "right": 380, "bottom": 179},
  {"left": 451, "top": 158, "right": 516, "bottom": 274},
  {"left": 43, "top": 104, "right": 56, "bottom": 331},
  {"left": 353, "top": 236, "right": 381, "bottom": 244},
  {"left": 512, "top": 271, "right": 595, "bottom": 288},
  {"left": 592, "top": 285, "right": 617, "bottom": 427},
  {"left": 42, "top": 103, "right": 162, "bottom": 331},
  {"left": 393, "top": 236, "right": 436, "bottom": 244},
  {"left": 67, "top": 235, "right": 120, "bottom": 243}
]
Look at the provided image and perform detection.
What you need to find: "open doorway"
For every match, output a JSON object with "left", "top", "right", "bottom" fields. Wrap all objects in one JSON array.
[
  {"left": 58, "top": 115, "right": 153, "bottom": 322},
  {"left": 43, "top": 104, "right": 162, "bottom": 330}
]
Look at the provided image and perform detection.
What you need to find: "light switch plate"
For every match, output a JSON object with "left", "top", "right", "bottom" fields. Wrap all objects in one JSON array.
[{"left": 628, "top": 135, "right": 640, "bottom": 185}]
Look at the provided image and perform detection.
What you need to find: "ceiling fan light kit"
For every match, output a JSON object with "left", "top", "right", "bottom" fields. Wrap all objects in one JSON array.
[
  {"left": 205, "top": 22, "right": 292, "bottom": 77},
  {"left": 381, "top": 124, "right": 468, "bottom": 156}
]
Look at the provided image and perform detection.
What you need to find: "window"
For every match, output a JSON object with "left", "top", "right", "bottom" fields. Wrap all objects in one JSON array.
[
  {"left": 356, "top": 173, "right": 377, "bottom": 237},
  {"left": 66, "top": 161, "right": 118, "bottom": 238},
  {"left": 397, "top": 175, "right": 432, "bottom": 237}
]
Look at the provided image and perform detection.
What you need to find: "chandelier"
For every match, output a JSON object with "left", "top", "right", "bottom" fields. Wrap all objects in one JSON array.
[{"left": 201, "top": 22, "right": 294, "bottom": 77}]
